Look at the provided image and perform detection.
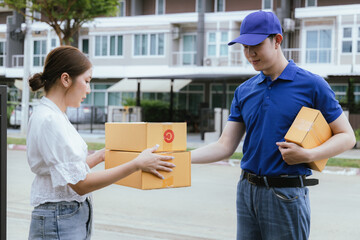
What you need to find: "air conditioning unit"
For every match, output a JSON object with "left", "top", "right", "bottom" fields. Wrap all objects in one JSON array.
[
  {"left": 204, "top": 58, "right": 212, "bottom": 66},
  {"left": 283, "top": 18, "right": 295, "bottom": 32},
  {"left": 172, "top": 26, "right": 180, "bottom": 40}
]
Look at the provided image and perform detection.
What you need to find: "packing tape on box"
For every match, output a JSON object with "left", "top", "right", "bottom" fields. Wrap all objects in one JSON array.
[{"left": 162, "top": 125, "right": 174, "bottom": 151}]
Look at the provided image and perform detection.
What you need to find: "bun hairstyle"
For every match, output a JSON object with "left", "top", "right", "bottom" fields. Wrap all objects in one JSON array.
[{"left": 29, "top": 46, "right": 92, "bottom": 92}]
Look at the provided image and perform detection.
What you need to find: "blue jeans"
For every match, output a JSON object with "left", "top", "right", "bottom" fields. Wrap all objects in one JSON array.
[
  {"left": 237, "top": 173, "right": 310, "bottom": 240},
  {"left": 28, "top": 198, "right": 92, "bottom": 240}
]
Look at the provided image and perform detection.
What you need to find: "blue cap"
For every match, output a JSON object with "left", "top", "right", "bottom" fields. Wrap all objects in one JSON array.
[{"left": 228, "top": 11, "right": 282, "bottom": 46}]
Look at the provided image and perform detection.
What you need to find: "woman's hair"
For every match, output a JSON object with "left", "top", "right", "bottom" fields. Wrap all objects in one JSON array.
[{"left": 29, "top": 46, "right": 92, "bottom": 92}]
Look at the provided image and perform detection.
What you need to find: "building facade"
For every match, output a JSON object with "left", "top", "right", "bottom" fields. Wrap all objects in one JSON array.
[{"left": 1, "top": 0, "right": 360, "bottom": 130}]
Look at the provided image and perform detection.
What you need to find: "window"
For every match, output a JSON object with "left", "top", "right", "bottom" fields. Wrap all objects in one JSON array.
[
  {"left": 215, "top": 0, "right": 225, "bottom": 12},
  {"left": 262, "top": 0, "right": 272, "bottom": 10},
  {"left": 134, "top": 33, "right": 164, "bottom": 56},
  {"left": 196, "top": 0, "right": 203, "bottom": 12},
  {"left": 330, "top": 84, "right": 347, "bottom": 103},
  {"left": 50, "top": 38, "right": 59, "bottom": 50},
  {"left": 33, "top": 11, "right": 41, "bottom": 20},
  {"left": 33, "top": 40, "right": 46, "bottom": 66},
  {"left": 306, "top": 0, "right": 317, "bottom": 7},
  {"left": 211, "top": 84, "right": 237, "bottom": 109},
  {"left": 0, "top": 41, "right": 5, "bottom": 67},
  {"left": 355, "top": 84, "right": 360, "bottom": 103},
  {"left": 82, "top": 39, "right": 89, "bottom": 56},
  {"left": 117, "top": 0, "right": 126, "bottom": 17},
  {"left": 182, "top": 34, "right": 197, "bottom": 65},
  {"left": 95, "top": 35, "right": 123, "bottom": 57},
  {"left": 156, "top": 0, "right": 165, "bottom": 15},
  {"left": 176, "top": 84, "right": 204, "bottom": 115},
  {"left": 342, "top": 27, "right": 352, "bottom": 53},
  {"left": 206, "top": 31, "right": 228, "bottom": 57},
  {"left": 358, "top": 27, "right": 360, "bottom": 53},
  {"left": 305, "top": 29, "right": 332, "bottom": 63}
]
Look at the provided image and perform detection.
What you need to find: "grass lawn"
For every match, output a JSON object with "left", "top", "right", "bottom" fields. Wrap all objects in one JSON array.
[{"left": 7, "top": 138, "right": 360, "bottom": 168}]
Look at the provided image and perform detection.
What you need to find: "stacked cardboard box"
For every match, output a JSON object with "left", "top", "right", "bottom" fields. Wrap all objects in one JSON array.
[
  {"left": 284, "top": 107, "right": 333, "bottom": 172},
  {"left": 105, "top": 122, "right": 191, "bottom": 189}
]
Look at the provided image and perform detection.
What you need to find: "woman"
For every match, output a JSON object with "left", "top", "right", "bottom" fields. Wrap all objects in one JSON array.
[{"left": 27, "top": 46, "right": 175, "bottom": 239}]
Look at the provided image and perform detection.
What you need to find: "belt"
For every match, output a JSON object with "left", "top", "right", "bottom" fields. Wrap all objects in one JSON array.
[{"left": 243, "top": 171, "right": 319, "bottom": 188}]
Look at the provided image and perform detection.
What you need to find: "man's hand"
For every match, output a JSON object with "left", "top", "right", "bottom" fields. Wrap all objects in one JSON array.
[{"left": 276, "top": 141, "right": 311, "bottom": 165}]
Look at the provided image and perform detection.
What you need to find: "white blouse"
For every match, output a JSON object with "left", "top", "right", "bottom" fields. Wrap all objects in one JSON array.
[{"left": 27, "top": 97, "right": 91, "bottom": 206}]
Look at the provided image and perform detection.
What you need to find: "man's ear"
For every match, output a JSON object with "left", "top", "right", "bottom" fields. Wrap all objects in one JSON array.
[
  {"left": 60, "top": 73, "right": 72, "bottom": 88},
  {"left": 274, "top": 34, "right": 283, "bottom": 48}
]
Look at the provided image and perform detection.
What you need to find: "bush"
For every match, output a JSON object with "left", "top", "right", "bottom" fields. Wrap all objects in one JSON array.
[
  {"left": 140, "top": 99, "right": 170, "bottom": 122},
  {"left": 355, "top": 128, "right": 360, "bottom": 141}
]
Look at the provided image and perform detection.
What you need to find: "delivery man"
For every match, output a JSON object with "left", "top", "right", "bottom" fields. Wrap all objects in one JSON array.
[{"left": 191, "top": 10, "right": 356, "bottom": 240}]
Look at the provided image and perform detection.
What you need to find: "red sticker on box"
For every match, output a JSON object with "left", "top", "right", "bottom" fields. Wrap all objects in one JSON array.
[{"left": 164, "top": 129, "right": 175, "bottom": 143}]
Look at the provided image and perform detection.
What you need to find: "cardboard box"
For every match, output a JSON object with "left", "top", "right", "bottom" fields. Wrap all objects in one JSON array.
[
  {"left": 105, "top": 150, "right": 191, "bottom": 190},
  {"left": 284, "top": 106, "right": 333, "bottom": 172},
  {"left": 105, "top": 122, "right": 187, "bottom": 152}
]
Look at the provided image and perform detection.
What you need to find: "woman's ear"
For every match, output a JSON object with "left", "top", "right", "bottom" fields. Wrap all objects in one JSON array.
[{"left": 60, "top": 72, "right": 72, "bottom": 88}]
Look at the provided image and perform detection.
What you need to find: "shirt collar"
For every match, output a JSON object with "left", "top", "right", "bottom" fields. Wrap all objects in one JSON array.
[
  {"left": 256, "top": 60, "right": 298, "bottom": 84},
  {"left": 40, "top": 96, "right": 66, "bottom": 116}
]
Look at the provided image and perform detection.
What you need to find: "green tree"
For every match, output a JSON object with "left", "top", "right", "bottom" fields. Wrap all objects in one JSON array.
[{"left": 1, "top": 0, "right": 119, "bottom": 45}]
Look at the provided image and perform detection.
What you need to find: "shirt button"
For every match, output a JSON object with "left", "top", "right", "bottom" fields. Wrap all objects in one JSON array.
[
  {"left": 266, "top": 96, "right": 270, "bottom": 99},
  {"left": 268, "top": 87, "right": 271, "bottom": 90}
]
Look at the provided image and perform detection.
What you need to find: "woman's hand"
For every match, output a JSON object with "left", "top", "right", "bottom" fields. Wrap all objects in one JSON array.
[
  {"left": 87, "top": 148, "right": 105, "bottom": 168},
  {"left": 133, "top": 145, "right": 176, "bottom": 179}
]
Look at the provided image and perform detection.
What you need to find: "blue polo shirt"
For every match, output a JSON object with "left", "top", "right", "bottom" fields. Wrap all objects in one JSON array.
[{"left": 228, "top": 60, "right": 343, "bottom": 176}]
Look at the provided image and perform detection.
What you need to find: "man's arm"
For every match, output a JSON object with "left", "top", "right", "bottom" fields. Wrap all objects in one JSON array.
[
  {"left": 191, "top": 121, "right": 246, "bottom": 164},
  {"left": 277, "top": 112, "right": 356, "bottom": 165}
]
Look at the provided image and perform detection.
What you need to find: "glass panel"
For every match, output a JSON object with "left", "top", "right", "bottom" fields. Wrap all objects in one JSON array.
[
  {"left": 102, "top": 36, "right": 107, "bottom": 56},
  {"left": 319, "top": 50, "right": 330, "bottom": 63},
  {"left": 208, "top": 45, "right": 216, "bottom": 56},
  {"left": 306, "top": 31, "right": 318, "bottom": 48},
  {"left": 134, "top": 35, "right": 140, "bottom": 56},
  {"left": 221, "top": 32, "right": 228, "bottom": 42},
  {"left": 158, "top": 33, "right": 164, "bottom": 55},
  {"left": 33, "top": 56, "right": 40, "bottom": 66},
  {"left": 358, "top": 41, "right": 360, "bottom": 53},
  {"left": 355, "top": 95, "right": 360, "bottom": 103},
  {"left": 118, "top": 0, "right": 125, "bottom": 16},
  {"left": 264, "top": 0, "right": 271, "bottom": 9},
  {"left": 189, "top": 84, "right": 203, "bottom": 91},
  {"left": 319, "top": 30, "right": 331, "bottom": 48},
  {"left": 220, "top": 45, "right": 228, "bottom": 56},
  {"left": 41, "top": 40, "right": 46, "bottom": 54},
  {"left": 354, "top": 85, "right": 360, "bottom": 92},
  {"left": 110, "top": 36, "right": 116, "bottom": 56},
  {"left": 34, "top": 41, "right": 40, "bottom": 54},
  {"left": 343, "top": 27, "right": 352, "bottom": 38},
  {"left": 95, "top": 36, "right": 101, "bottom": 56},
  {"left": 51, "top": 38, "right": 56, "bottom": 48},
  {"left": 217, "top": 0, "right": 224, "bottom": 12},
  {"left": 330, "top": 85, "right": 347, "bottom": 92},
  {"left": 157, "top": 0, "right": 164, "bottom": 14},
  {"left": 342, "top": 41, "right": 352, "bottom": 53},
  {"left": 141, "top": 34, "right": 148, "bottom": 55},
  {"left": 94, "top": 92, "right": 105, "bottom": 106},
  {"left": 94, "top": 84, "right": 111, "bottom": 89},
  {"left": 117, "top": 36, "right": 123, "bottom": 55},
  {"left": 83, "top": 92, "right": 92, "bottom": 104},
  {"left": 183, "top": 35, "right": 196, "bottom": 65},
  {"left": 212, "top": 85, "right": 223, "bottom": 91},
  {"left": 82, "top": 39, "right": 89, "bottom": 54},
  {"left": 0, "top": 42, "right": 4, "bottom": 54},
  {"left": 189, "top": 93, "right": 203, "bottom": 115},
  {"left": 177, "top": 93, "right": 187, "bottom": 109},
  {"left": 209, "top": 33, "right": 216, "bottom": 43},
  {"left": 0, "top": 57, "right": 3, "bottom": 66},
  {"left": 228, "top": 85, "right": 238, "bottom": 91},
  {"left": 108, "top": 92, "right": 121, "bottom": 105},
  {"left": 307, "top": 0, "right": 316, "bottom": 6},
  {"left": 306, "top": 50, "right": 317, "bottom": 63},
  {"left": 150, "top": 34, "right": 156, "bottom": 55},
  {"left": 211, "top": 93, "right": 223, "bottom": 108}
]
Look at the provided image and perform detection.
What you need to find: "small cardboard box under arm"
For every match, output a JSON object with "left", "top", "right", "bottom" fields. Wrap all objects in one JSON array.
[
  {"left": 105, "top": 122, "right": 187, "bottom": 152},
  {"left": 284, "top": 106, "right": 333, "bottom": 172},
  {"left": 105, "top": 150, "right": 191, "bottom": 190}
]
